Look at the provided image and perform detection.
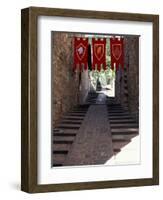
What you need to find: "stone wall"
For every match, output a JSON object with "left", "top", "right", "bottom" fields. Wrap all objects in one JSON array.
[
  {"left": 115, "top": 36, "right": 139, "bottom": 119},
  {"left": 79, "top": 70, "right": 90, "bottom": 104},
  {"left": 52, "top": 32, "right": 90, "bottom": 126},
  {"left": 115, "top": 68, "right": 123, "bottom": 104},
  {"left": 126, "top": 37, "right": 139, "bottom": 119}
]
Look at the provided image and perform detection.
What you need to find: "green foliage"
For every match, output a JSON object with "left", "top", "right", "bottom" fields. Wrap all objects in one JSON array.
[
  {"left": 89, "top": 38, "right": 115, "bottom": 87},
  {"left": 90, "top": 67, "right": 115, "bottom": 88}
]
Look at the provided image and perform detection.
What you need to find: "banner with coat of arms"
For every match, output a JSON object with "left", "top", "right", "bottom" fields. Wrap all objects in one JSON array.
[
  {"left": 92, "top": 38, "right": 106, "bottom": 71},
  {"left": 110, "top": 37, "right": 124, "bottom": 70},
  {"left": 74, "top": 37, "right": 88, "bottom": 71}
]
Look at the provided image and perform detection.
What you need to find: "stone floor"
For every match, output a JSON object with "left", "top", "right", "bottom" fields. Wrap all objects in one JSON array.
[
  {"left": 52, "top": 90, "right": 139, "bottom": 167},
  {"left": 64, "top": 104, "right": 113, "bottom": 166}
]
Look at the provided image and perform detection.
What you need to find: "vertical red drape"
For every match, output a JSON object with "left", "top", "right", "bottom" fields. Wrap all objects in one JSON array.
[
  {"left": 92, "top": 38, "right": 106, "bottom": 71},
  {"left": 110, "top": 37, "right": 124, "bottom": 71},
  {"left": 73, "top": 37, "right": 88, "bottom": 71}
]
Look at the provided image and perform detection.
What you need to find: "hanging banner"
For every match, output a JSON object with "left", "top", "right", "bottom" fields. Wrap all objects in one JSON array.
[
  {"left": 110, "top": 37, "right": 124, "bottom": 70},
  {"left": 92, "top": 38, "right": 106, "bottom": 71},
  {"left": 74, "top": 37, "right": 88, "bottom": 71},
  {"left": 88, "top": 43, "right": 92, "bottom": 71}
]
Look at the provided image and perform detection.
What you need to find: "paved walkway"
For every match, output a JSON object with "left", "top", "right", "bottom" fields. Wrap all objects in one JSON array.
[
  {"left": 64, "top": 103, "right": 114, "bottom": 166},
  {"left": 95, "top": 92, "right": 107, "bottom": 104}
]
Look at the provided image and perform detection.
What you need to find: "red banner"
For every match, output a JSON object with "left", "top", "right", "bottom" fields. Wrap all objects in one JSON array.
[
  {"left": 110, "top": 37, "right": 124, "bottom": 70},
  {"left": 74, "top": 37, "right": 88, "bottom": 71},
  {"left": 92, "top": 38, "right": 106, "bottom": 71}
]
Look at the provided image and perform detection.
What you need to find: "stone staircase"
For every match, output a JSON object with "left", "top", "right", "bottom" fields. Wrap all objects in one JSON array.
[
  {"left": 52, "top": 89, "right": 139, "bottom": 166},
  {"left": 106, "top": 65, "right": 139, "bottom": 158},
  {"left": 107, "top": 101, "right": 139, "bottom": 156},
  {"left": 85, "top": 91, "right": 98, "bottom": 104},
  {"left": 122, "top": 65, "right": 129, "bottom": 110},
  {"left": 52, "top": 105, "right": 89, "bottom": 167}
]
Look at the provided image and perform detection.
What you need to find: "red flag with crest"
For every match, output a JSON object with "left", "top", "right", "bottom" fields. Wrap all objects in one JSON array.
[
  {"left": 92, "top": 38, "right": 106, "bottom": 71},
  {"left": 74, "top": 37, "right": 88, "bottom": 71},
  {"left": 110, "top": 37, "right": 124, "bottom": 70}
]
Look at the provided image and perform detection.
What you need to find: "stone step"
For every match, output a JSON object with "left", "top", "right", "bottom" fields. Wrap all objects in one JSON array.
[
  {"left": 111, "top": 131, "right": 138, "bottom": 138},
  {"left": 113, "top": 148, "right": 121, "bottom": 154},
  {"left": 57, "top": 124, "right": 80, "bottom": 129},
  {"left": 108, "top": 108, "right": 126, "bottom": 111},
  {"left": 53, "top": 150, "right": 68, "bottom": 154},
  {"left": 107, "top": 104, "right": 122, "bottom": 107},
  {"left": 61, "top": 121, "right": 82, "bottom": 125},
  {"left": 87, "top": 99, "right": 97, "bottom": 101},
  {"left": 66, "top": 114, "right": 86, "bottom": 117},
  {"left": 107, "top": 107, "right": 124, "bottom": 110},
  {"left": 110, "top": 123, "right": 138, "bottom": 128},
  {"left": 112, "top": 140, "right": 131, "bottom": 149},
  {"left": 108, "top": 113, "right": 130, "bottom": 116},
  {"left": 73, "top": 107, "right": 89, "bottom": 110},
  {"left": 87, "top": 97, "right": 97, "bottom": 98},
  {"left": 53, "top": 133, "right": 77, "bottom": 137},
  {"left": 53, "top": 129, "right": 78, "bottom": 134},
  {"left": 107, "top": 101, "right": 118, "bottom": 104},
  {"left": 52, "top": 154, "right": 67, "bottom": 165},
  {"left": 108, "top": 110, "right": 126, "bottom": 114},
  {"left": 53, "top": 140, "right": 73, "bottom": 144},
  {"left": 62, "top": 116, "right": 84, "bottom": 120},
  {"left": 108, "top": 111, "right": 130, "bottom": 116},
  {"left": 53, "top": 143, "right": 72, "bottom": 151},
  {"left": 87, "top": 97, "right": 97, "bottom": 99},
  {"left": 87, "top": 98, "right": 97, "bottom": 100},
  {"left": 61, "top": 118, "right": 83, "bottom": 122},
  {"left": 56, "top": 126, "right": 79, "bottom": 130},
  {"left": 109, "top": 116, "right": 132, "bottom": 120},
  {"left": 77, "top": 104, "right": 90, "bottom": 108},
  {"left": 112, "top": 138, "right": 131, "bottom": 142},
  {"left": 72, "top": 110, "right": 88, "bottom": 113},
  {"left": 110, "top": 119, "right": 136, "bottom": 124},
  {"left": 107, "top": 105, "right": 122, "bottom": 108},
  {"left": 111, "top": 128, "right": 139, "bottom": 133},
  {"left": 107, "top": 108, "right": 123, "bottom": 111},
  {"left": 53, "top": 136, "right": 75, "bottom": 141},
  {"left": 53, "top": 128, "right": 63, "bottom": 132},
  {"left": 112, "top": 134, "right": 137, "bottom": 141},
  {"left": 68, "top": 111, "right": 87, "bottom": 114},
  {"left": 74, "top": 106, "right": 89, "bottom": 108},
  {"left": 112, "top": 132, "right": 138, "bottom": 137}
]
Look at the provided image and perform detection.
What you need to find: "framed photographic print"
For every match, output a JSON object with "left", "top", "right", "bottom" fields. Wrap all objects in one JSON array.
[{"left": 21, "top": 7, "right": 159, "bottom": 193}]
